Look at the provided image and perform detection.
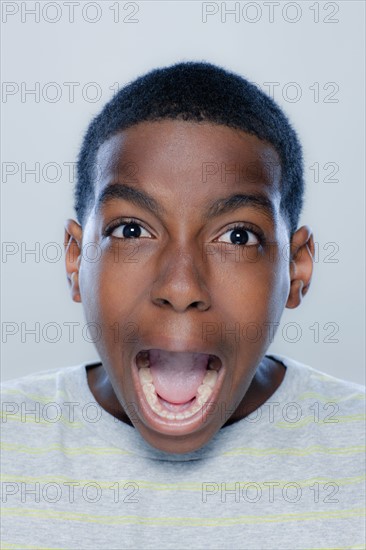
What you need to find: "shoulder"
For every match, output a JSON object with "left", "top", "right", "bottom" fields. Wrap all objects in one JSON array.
[
  {"left": 272, "top": 353, "right": 365, "bottom": 392},
  {"left": 270, "top": 353, "right": 365, "bottom": 414},
  {"left": 0, "top": 363, "right": 93, "bottom": 434},
  {"left": 1, "top": 364, "right": 82, "bottom": 405},
  {"left": 0, "top": 363, "right": 100, "bottom": 476}
]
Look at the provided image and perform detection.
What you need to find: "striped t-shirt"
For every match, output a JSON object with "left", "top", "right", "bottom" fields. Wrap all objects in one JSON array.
[{"left": 1, "top": 354, "right": 365, "bottom": 550}]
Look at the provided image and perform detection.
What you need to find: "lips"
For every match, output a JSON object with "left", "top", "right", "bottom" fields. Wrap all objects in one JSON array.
[{"left": 131, "top": 347, "right": 225, "bottom": 434}]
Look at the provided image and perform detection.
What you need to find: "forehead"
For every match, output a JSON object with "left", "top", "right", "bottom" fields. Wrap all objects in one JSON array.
[{"left": 94, "top": 120, "right": 282, "bottom": 214}]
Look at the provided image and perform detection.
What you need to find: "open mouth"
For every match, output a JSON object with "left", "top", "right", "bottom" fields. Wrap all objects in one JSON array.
[{"left": 135, "top": 349, "right": 223, "bottom": 421}]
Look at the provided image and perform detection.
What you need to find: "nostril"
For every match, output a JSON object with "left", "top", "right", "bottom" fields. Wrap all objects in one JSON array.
[
  {"left": 192, "top": 300, "right": 211, "bottom": 312},
  {"left": 153, "top": 298, "right": 171, "bottom": 307}
]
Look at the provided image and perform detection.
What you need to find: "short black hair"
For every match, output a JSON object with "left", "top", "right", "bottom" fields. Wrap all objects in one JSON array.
[{"left": 75, "top": 61, "right": 304, "bottom": 236}]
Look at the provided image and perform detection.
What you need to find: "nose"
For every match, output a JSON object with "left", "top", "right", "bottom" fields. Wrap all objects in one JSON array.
[{"left": 150, "top": 245, "right": 211, "bottom": 313}]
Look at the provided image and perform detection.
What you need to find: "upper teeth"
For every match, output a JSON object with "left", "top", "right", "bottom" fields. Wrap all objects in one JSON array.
[{"left": 136, "top": 351, "right": 221, "bottom": 370}]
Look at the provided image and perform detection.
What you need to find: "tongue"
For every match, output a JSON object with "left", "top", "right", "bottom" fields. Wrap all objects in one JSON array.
[{"left": 148, "top": 349, "right": 209, "bottom": 404}]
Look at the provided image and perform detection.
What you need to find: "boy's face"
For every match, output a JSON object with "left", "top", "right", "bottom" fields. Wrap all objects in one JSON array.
[{"left": 65, "top": 120, "right": 313, "bottom": 454}]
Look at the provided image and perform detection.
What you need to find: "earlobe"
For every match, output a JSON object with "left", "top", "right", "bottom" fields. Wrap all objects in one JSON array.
[
  {"left": 286, "top": 279, "right": 304, "bottom": 309},
  {"left": 64, "top": 219, "right": 83, "bottom": 303},
  {"left": 285, "top": 225, "right": 314, "bottom": 310},
  {"left": 69, "top": 270, "right": 81, "bottom": 303}
]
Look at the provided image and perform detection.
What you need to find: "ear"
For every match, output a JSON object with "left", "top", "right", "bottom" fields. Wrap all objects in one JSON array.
[
  {"left": 64, "top": 219, "right": 83, "bottom": 303},
  {"left": 286, "top": 225, "right": 315, "bottom": 309}
]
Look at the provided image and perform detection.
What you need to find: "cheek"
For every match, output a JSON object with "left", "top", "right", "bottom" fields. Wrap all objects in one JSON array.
[
  {"left": 79, "top": 250, "right": 150, "bottom": 324},
  {"left": 78, "top": 258, "right": 102, "bottom": 321},
  {"left": 212, "top": 252, "right": 290, "bottom": 324},
  {"left": 257, "top": 259, "right": 291, "bottom": 322}
]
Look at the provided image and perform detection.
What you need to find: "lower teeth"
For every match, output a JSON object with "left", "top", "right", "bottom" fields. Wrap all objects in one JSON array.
[{"left": 137, "top": 362, "right": 218, "bottom": 420}]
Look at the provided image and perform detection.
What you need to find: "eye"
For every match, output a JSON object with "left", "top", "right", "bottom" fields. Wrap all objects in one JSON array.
[
  {"left": 216, "top": 225, "right": 260, "bottom": 246},
  {"left": 107, "top": 219, "right": 152, "bottom": 239}
]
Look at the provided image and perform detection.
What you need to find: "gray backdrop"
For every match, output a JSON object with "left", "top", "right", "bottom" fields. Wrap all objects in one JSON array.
[{"left": 1, "top": 1, "right": 365, "bottom": 384}]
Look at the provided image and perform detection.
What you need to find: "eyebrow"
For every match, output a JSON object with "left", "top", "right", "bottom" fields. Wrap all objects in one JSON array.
[
  {"left": 96, "top": 183, "right": 165, "bottom": 218},
  {"left": 96, "top": 183, "right": 276, "bottom": 223},
  {"left": 203, "top": 192, "right": 276, "bottom": 223}
]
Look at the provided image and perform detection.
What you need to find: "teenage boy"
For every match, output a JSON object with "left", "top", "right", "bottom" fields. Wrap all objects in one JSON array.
[{"left": 1, "top": 62, "right": 365, "bottom": 550}]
